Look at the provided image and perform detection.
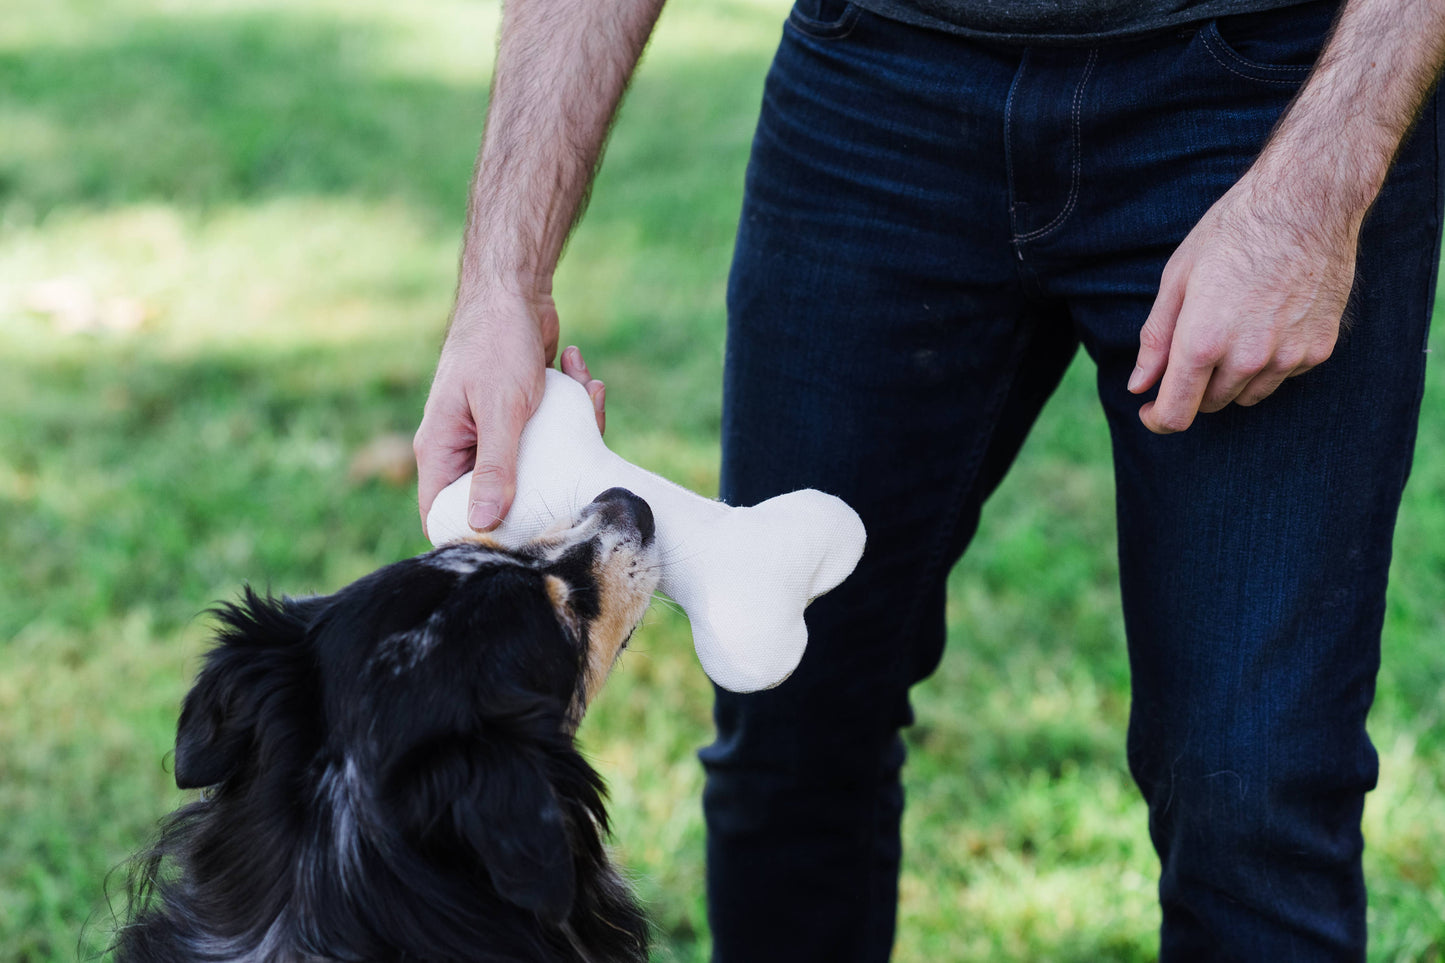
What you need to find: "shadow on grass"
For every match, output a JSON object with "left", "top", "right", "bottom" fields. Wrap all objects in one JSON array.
[
  {"left": 0, "top": 340, "right": 427, "bottom": 637},
  {"left": 0, "top": 6, "right": 771, "bottom": 248},
  {"left": 0, "top": 2, "right": 772, "bottom": 636}
]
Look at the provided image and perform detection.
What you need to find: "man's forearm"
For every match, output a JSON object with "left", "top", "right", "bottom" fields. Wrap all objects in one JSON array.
[
  {"left": 1250, "top": 0, "right": 1445, "bottom": 227},
  {"left": 1131, "top": 0, "right": 1445, "bottom": 432},
  {"left": 459, "top": 0, "right": 666, "bottom": 303}
]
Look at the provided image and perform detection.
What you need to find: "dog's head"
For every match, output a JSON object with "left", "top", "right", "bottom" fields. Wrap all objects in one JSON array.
[{"left": 134, "top": 488, "right": 657, "bottom": 963}]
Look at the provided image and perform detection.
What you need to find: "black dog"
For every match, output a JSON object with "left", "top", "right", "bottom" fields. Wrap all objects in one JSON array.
[{"left": 115, "top": 488, "right": 659, "bottom": 963}]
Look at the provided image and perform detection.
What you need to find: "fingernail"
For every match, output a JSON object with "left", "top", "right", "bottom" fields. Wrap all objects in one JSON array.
[
  {"left": 593, "top": 385, "right": 605, "bottom": 413},
  {"left": 1127, "top": 365, "right": 1144, "bottom": 392},
  {"left": 469, "top": 500, "right": 502, "bottom": 531}
]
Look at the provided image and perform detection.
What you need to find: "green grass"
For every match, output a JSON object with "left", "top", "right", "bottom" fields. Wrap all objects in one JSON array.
[{"left": 2, "top": 1, "right": 1443, "bottom": 960}]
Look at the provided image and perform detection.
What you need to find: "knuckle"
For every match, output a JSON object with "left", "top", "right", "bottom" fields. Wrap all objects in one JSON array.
[
  {"left": 1271, "top": 348, "right": 1306, "bottom": 372},
  {"left": 471, "top": 462, "right": 510, "bottom": 484},
  {"left": 1160, "top": 257, "right": 1189, "bottom": 289},
  {"left": 1179, "top": 332, "right": 1227, "bottom": 369},
  {"left": 1230, "top": 348, "right": 1272, "bottom": 377},
  {"left": 1139, "top": 321, "right": 1170, "bottom": 353},
  {"left": 1181, "top": 345, "right": 1218, "bottom": 369},
  {"left": 1156, "top": 410, "right": 1194, "bottom": 433},
  {"left": 1238, "top": 381, "right": 1278, "bottom": 406},
  {"left": 475, "top": 392, "right": 533, "bottom": 438}
]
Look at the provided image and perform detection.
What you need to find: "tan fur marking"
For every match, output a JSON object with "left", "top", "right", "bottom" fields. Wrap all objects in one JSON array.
[
  {"left": 544, "top": 575, "right": 580, "bottom": 635},
  {"left": 581, "top": 546, "right": 655, "bottom": 706}
]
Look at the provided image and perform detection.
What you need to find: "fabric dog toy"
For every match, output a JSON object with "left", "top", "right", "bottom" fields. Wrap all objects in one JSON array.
[{"left": 426, "top": 370, "right": 866, "bottom": 692}]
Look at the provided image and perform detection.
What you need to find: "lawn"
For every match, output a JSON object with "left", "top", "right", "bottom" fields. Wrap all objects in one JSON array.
[{"left": 1, "top": 1, "right": 1442, "bottom": 960}]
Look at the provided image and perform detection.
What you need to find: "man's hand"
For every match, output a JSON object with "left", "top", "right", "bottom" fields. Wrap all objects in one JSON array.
[
  {"left": 412, "top": 0, "right": 663, "bottom": 533},
  {"left": 414, "top": 286, "right": 605, "bottom": 535},
  {"left": 1129, "top": 0, "right": 1445, "bottom": 433},
  {"left": 1128, "top": 171, "right": 1359, "bottom": 434}
]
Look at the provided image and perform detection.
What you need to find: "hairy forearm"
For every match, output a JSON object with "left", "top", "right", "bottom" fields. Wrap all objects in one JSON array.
[
  {"left": 459, "top": 0, "right": 666, "bottom": 303},
  {"left": 1250, "top": 0, "right": 1445, "bottom": 227}
]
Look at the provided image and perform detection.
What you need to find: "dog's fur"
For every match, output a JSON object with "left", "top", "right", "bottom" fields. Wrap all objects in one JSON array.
[{"left": 115, "top": 488, "right": 659, "bottom": 963}]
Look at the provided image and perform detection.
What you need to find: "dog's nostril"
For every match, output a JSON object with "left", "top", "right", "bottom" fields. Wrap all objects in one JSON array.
[
  {"left": 590, "top": 487, "right": 655, "bottom": 541},
  {"left": 633, "top": 497, "right": 655, "bottom": 542}
]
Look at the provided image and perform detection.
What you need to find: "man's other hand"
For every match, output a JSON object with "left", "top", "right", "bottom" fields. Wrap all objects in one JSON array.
[{"left": 1129, "top": 171, "right": 1359, "bottom": 434}]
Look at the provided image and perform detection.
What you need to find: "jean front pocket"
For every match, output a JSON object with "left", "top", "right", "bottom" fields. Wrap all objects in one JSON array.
[
  {"left": 1200, "top": 0, "right": 1338, "bottom": 86},
  {"left": 788, "top": 0, "right": 862, "bottom": 41}
]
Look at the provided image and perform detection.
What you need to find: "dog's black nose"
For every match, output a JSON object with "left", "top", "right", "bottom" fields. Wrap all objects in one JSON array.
[{"left": 589, "top": 487, "right": 655, "bottom": 542}]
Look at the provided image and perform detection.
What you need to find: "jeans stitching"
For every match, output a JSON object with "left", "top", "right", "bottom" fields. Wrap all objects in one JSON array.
[
  {"left": 1204, "top": 21, "right": 1315, "bottom": 74},
  {"left": 1003, "top": 48, "right": 1029, "bottom": 241},
  {"left": 1201, "top": 27, "right": 1308, "bottom": 85},
  {"left": 887, "top": 317, "right": 1041, "bottom": 680},
  {"left": 1015, "top": 48, "right": 1098, "bottom": 243},
  {"left": 787, "top": 2, "right": 862, "bottom": 41}
]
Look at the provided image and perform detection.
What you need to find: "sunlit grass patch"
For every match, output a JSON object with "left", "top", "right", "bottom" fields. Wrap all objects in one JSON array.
[{"left": 3, "top": 0, "right": 1444, "bottom": 960}]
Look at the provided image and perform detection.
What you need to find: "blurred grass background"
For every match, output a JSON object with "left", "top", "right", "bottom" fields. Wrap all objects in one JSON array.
[{"left": 1, "top": 0, "right": 1442, "bottom": 960}]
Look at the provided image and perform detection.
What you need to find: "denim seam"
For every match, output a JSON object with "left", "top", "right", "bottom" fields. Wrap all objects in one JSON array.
[
  {"left": 1201, "top": 29, "right": 1308, "bottom": 86},
  {"left": 1418, "top": 89, "right": 1441, "bottom": 373},
  {"left": 854, "top": 321, "right": 1033, "bottom": 955},
  {"left": 884, "top": 317, "right": 1040, "bottom": 677},
  {"left": 787, "top": 2, "right": 863, "bottom": 41},
  {"left": 1203, "top": 21, "right": 1314, "bottom": 75},
  {"left": 1003, "top": 47, "right": 1029, "bottom": 242},
  {"left": 1014, "top": 48, "right": 1098, "bottom": 243}
]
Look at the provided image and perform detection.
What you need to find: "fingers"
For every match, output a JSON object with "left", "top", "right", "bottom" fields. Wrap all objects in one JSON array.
[
  {"left": 415, "top": 428, "right": 474, "bottom": 539},
  {"left": 1233, "top": 368, "right": 1293, "bottom": 408},
  {"left": 591, "top": 383, "right": 606, "bottom": 435},
  {"left": 1197, "top": 352, "right": 1267, "bottom": 414},
  {"left": 415, "top": 340, "right": 602, "bottom": 539},
  {"left": 1234, "top": 346, "right": 1326, "bottom": 407},
  {"left": 1129, "top": 261, "right": 1186, "bottom": 396},
  {"left": 1139, "top": 347, "right": 1214, "bottom": 434},
  {"left": 467, "top": 393, "right": 533, "bottom": 532},
  {"left": 1135, "top": 259, "right": 1220, "bottom": 434},
  {"left": 560, "top": 345, "right": 607, "bottom": 435}
]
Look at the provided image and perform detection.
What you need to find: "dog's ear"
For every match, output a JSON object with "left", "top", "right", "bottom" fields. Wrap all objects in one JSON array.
[
  {"left": 386, "top": 729, "right": 577, "bottom": 924},
  {"left": 174, "top": 589, "right": 320, "bottom": 790}
]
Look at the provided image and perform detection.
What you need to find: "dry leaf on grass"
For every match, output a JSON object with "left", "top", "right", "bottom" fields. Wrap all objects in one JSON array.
[
  {"left": 348, "top": 432, "right": 417, "bottom": 487},
  {"left": 24, "top": 277, "right": 152, "bottom": 334}
]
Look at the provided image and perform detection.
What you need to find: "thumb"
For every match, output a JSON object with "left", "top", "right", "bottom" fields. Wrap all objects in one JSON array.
[
  {"left": 1131, "top": 261, "right": 1186, "bottom": 394},
  {"left": 467, "top": 400, "right": 530, "bottom": 533}
]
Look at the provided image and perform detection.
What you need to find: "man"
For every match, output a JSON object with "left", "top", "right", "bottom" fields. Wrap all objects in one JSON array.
[{"left": 413, "top": 0, "right": 1445, "bottom": 958}]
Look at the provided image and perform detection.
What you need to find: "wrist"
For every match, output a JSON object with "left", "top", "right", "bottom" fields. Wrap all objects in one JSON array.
[
  {"left": 444, "top": 274, "right": 559, "bottom": 361},
  {"left": 1241, "top": 138, "right": 1383, "bottom": 242},
  {"left": 454, "top": 252, "right": 553, "bottom": 312}
]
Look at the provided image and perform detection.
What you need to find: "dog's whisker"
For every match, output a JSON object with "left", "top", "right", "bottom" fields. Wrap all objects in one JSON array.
[{"left": 648, "top": 593, "right": 685, "bottom": 617}]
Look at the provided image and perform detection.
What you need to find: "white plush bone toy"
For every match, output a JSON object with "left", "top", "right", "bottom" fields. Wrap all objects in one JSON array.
[{"left": 426, "top": 370, "right": 866, "bottom": 693}]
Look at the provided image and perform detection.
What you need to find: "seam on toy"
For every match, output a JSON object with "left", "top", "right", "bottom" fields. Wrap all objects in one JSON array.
[{"left": 1015, "top": 48, "right": 1098, "bottom": 243}]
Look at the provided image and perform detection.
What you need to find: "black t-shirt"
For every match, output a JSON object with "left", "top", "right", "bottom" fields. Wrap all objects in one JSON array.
[{"left": 844, "top": 0, "right": 1330, "bottom": 43}]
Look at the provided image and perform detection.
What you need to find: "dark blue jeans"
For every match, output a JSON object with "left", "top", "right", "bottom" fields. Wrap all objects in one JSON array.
[{"left": 702, "top": 1, "right": 1443, "bottom": 959}]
